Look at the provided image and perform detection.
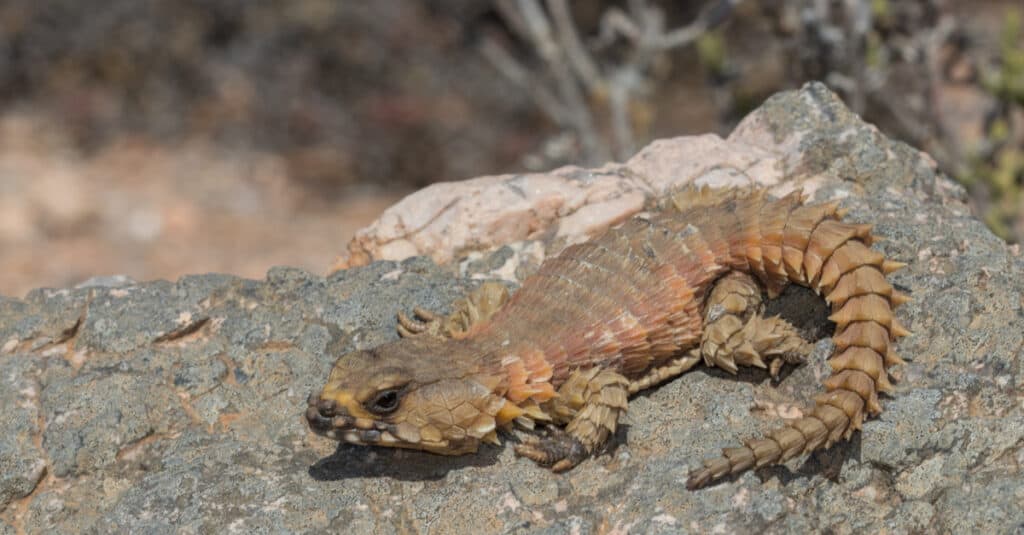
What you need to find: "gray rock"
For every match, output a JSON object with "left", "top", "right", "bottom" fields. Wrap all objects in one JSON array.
[
  {"left": 1, "top": 83, "right": 1021, "bottom": 533},
  {"left": 0, "top": 357, "right": 46, "bottom": 509}
]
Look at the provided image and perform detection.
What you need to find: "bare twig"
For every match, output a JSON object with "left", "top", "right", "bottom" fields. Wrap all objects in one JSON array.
[
  {"left": 515, "top": 0, "right": 557, "bottom": 57},
  {"left": 485, "top": 0, "right": 742, "bottom": 165},
  {"left": 523, "top": 0, "right": 607, "bottom": 161},
  {"left": 547, "top": 0, "right": 603, "bottom": 93},
  {"left": 608, "top": 72, "right": 636, "bottom": 157},
  {"left": 600, "top": 0, "right": 743, "bottom": 51},
  {"left": 479, "top": 37, "right": 569, "bottom": 126},
  {"left": 596, "top": 7, "right": 642, "bottom": 47},
  {"left": 493, "top": 0, "right": 532, "bottom": 44},
  {"left": 661, "top": 0, "right": 732, "bottom": 48}
]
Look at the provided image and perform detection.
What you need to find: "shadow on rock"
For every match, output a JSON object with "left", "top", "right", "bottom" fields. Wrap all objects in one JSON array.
[
  {"left": 766, "top": 284, "right": 834, "bottom": 342},
  {"left": 754, "top": 433, "right": 860, "bottom": 488},
  {"left": 693, "top": 361, "right": 802, "bottom": 386},
  {"left": 690, "top": 435, "right": 859, "bottom": 490},
  {"left": 308, "top": 441, "right": 503, "bottom": 481}
]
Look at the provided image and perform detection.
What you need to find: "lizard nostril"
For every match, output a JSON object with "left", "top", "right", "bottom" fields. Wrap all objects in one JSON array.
[
  {"left": 305, "top": 395, "right": 345, "bottom": 433},
  {"left": 305, "top": 405, "right": 329, "bottom": 430},
  {"left": 317, "top": 398, "right": 337, "bottom": 417}
]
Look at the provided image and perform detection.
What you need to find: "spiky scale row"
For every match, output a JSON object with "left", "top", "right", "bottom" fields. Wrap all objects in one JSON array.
[{"left": 685, "top": 192, "right": 909, "bottom": 490}]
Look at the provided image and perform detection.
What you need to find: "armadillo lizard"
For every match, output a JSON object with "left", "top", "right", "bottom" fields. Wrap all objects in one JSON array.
[{"left": 306, "top": 187, "right": 909, "bottom": 489}]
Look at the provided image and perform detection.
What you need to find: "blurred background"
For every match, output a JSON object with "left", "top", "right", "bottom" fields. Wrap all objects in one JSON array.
[{"left": 0, "top": 0, "right": 1021, "bottom": 297}]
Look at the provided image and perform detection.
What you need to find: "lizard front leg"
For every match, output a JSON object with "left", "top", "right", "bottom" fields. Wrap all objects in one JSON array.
[
  {"left": 397, "top": 281, "right": 510, "bottom": 339},
  {"left": 514, "top": 367, "right": 629, "bottom": 472},
  {"left": 699, "top": 272, "right": 812, "bottom": 377}
]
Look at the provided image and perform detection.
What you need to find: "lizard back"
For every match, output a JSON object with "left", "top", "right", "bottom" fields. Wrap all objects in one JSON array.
[{"left": 475, "top": 189, "right": 807, "bottom": 392}]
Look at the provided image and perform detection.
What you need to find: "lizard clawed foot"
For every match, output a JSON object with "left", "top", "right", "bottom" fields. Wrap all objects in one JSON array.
[
  {"left": 514, "top": 426, "right": 589, "bottom": 472},
  {"left": 751, "top": 314, "right": 812, "bottom": 379},
  {"left": 397, "top": 308, "right": 444, "bottom": 338},
  {"left": 396, "top": 281, "right": 511, "bottom": 340},
  {"left": 701, "top": 312, "right": 812, "bottom": 377}
]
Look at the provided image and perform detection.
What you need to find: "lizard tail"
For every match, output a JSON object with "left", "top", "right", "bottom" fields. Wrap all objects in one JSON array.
[{"left": 686, "top": 199, "right": 910, "bottom": 490}]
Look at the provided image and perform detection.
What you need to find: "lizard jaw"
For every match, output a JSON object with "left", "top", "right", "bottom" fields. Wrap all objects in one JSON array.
[{"left": 305, "top": 393, "right": 481, "bottom": 454}]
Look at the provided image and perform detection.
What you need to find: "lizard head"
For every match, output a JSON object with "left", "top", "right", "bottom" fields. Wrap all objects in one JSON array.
[{"left": 306, "top": 341, "right": 512, "bottom": 455}]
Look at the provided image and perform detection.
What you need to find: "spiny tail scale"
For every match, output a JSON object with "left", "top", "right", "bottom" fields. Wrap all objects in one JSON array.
[{"left": 681, "top": 189, "right": 909, "bottom": 489}]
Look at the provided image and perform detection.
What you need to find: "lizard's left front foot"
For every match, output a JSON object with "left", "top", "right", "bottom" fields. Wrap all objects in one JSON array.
[
  {"left": 396, "top": 307, "right": 446, "bottom": 338},
  {"left": 515, "top": 426, "right": 589, "bottom": 472},
  {"left": 516, "top": 368, "right": 629, "bottom": 472}
]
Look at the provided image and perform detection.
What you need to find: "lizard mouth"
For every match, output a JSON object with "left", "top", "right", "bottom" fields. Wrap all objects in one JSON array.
[
  {"left": 304, "top": 393, "right": 475, "bottom": 454},
  {"left": 305, "top": 393, "right": 400, "bottom": 445}
]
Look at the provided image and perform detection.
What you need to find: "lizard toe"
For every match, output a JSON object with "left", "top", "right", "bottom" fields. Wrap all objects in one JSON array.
[{"left": 514, "top": 427, "right": 588, "bottom": 471}]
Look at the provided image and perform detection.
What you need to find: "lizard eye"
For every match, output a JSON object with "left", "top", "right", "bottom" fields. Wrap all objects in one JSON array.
[{"left": 367, "top": 389, "right": 401, "bottom": 414}]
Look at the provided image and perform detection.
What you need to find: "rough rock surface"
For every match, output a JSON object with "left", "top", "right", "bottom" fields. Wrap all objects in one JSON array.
[{"left": 2, "top": 83, "right": 1022, "bottom": 533}]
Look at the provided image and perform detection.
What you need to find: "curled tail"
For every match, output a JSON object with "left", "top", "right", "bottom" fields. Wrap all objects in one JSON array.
[{"left": 686, "top": 194, "right": 910, "bottom": 490}]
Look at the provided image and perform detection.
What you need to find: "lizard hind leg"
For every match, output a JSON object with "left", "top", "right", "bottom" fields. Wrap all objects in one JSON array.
[
  {"left": 514, "top": 368, "right": 629, "bottom": 472},
  {"left": 686, "top": 205, "right": 911, "bottom": 490},
  {"left": 700, "top": 272, "right": 812, "bottom": 377},
  {"left": 396, "top": 281, "right": 510, "bottom": 339}
]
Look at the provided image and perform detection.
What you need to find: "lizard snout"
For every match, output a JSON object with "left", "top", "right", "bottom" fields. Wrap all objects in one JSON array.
[
  {"left": 305, "top": 392, "right": 395, "bottom": 445},
  {"left": 305, "top": 394, "right": 354, "bottom": 436}
]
